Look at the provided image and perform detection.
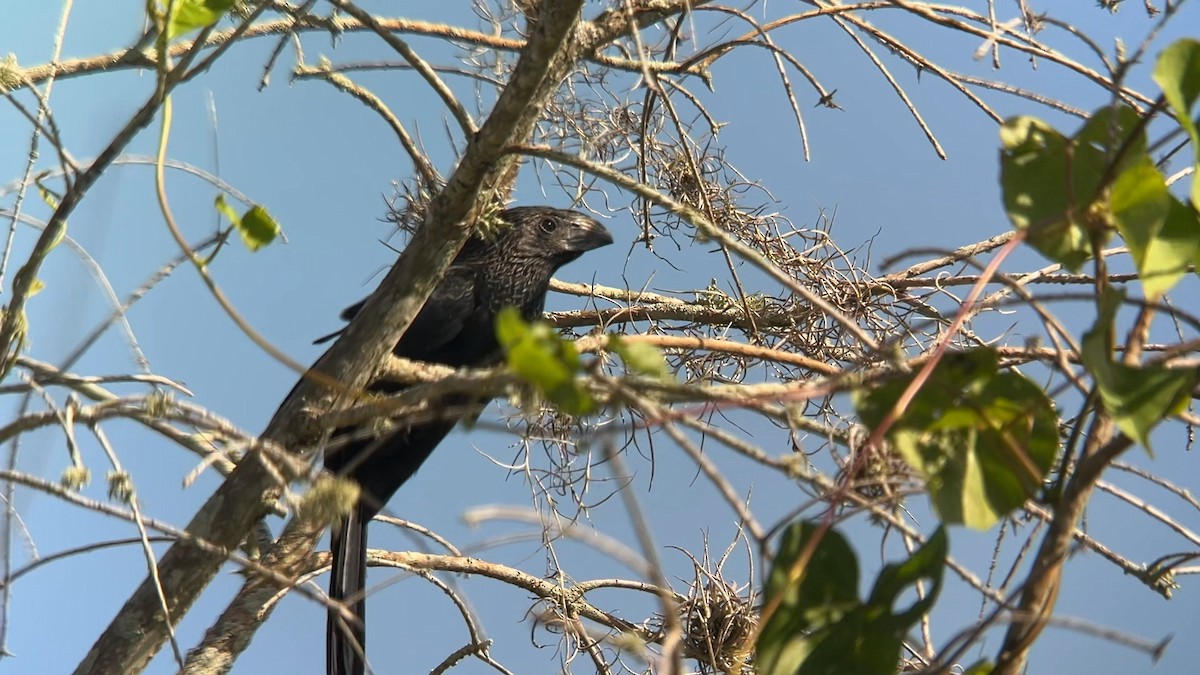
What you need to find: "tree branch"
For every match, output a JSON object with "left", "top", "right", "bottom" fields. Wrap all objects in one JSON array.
[
  {"left": 993, "top": 426, "right": 1132, "bottom": 673},
  {"left": 171, "top": 3, "right": 594, "bottom": 673}
]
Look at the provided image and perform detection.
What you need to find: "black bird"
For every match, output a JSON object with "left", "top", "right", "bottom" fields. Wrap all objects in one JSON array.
[{"left": 321, "top": 207, "right": 612, "bottom": 675}]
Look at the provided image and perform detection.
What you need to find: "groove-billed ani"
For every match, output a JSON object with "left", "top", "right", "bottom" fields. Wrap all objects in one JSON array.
[{"left": 319, "top": 207, "right": 612, "bottom": 675}]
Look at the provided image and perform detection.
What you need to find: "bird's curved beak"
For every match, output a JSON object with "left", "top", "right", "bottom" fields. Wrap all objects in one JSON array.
[{"left": 567, "top": 216, "right": 615, "bottom": 252}]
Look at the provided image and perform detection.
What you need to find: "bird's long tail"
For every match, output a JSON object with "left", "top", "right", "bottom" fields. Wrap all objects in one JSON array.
[{"left": 327, "top": 504, "right": 370, "bottom": 675}]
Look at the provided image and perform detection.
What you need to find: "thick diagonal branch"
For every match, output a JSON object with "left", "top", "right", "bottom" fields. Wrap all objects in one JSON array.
[
  {"left": 992, "top": 423, "right": 1131, "bottom": 674},
  {"left": 73, "top": 2, "right": 592, "bottom": 673}
]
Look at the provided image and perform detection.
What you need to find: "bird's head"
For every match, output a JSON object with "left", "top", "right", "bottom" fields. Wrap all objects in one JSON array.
[{"left": 492, "top": 206, "right": 614, "bottom": 267}]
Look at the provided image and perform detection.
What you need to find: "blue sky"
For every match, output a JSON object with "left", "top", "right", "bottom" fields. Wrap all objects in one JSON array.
[{"left": 2, "top": 2, "right": 1199, "bottom": 674}]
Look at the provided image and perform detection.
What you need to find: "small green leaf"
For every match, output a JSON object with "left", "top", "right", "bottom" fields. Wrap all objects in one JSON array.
[
  {"left": 962, "top": 661, "right": 995, "bottom": 675},
  {"left": 1153, "top": 38, "right": 1200, "bottom": 209},
  {"left": 1140, "top": 196, "right": 1200, "bottom": 298},
  {"left": 610, "top": 336, "right": 671, "bottom": 381},
  {"left": 1109, "top": 158, "right": 1172, "bottom": 298},
  {"left": 1081, "top": 289, "right": 1198, "bottom": 451},
  {"left": 508, "top": 336, "right": 573, "bottom": 390},
  {"left": 214, "top": 193, "right": 240, "bottom": 225},
  {"left": 236, "top": 205, "right": 279, "bottom": 252},
  {"left": 495, "top": 306, "right": 528, "bottom": 348},
  {"left": 856, "top": 348, "right": 1058, "bottom": 529},
  {"left": 865, "top": 527, "right": 946, "bottom": 624},
  {"left": 167, "top": 0, "right": 237, "bottom": 39},
  {"left": 496, "top": 308, "right": 594, "bottom": 415},
  {"left": 214, "top": 196, "right": 279, "bottom": 251}
]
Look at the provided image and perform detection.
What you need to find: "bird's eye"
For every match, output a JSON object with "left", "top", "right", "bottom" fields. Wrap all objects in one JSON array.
[{"left": 539, "top": 217, "right": 559, "bottom": 234}]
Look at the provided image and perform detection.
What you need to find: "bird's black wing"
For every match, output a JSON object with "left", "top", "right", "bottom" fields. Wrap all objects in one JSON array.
[{"left": 313, "top": 265, "right": 478, "bottom": 357}]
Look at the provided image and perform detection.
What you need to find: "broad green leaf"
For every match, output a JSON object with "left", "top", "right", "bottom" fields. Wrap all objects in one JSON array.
[
  {"left": 609, "top": 336, "right": 671, "bottom": 381},
  {"left": 1074, "top": 104, "right": 1145, "bottom": 175},
  {"left": 1000, "top": 117, "right": 1089, "bottom": 270},
  {"left": 758, "top": 523, "right": 948, "bottom": 675},
  {"left": 1153, "top": 38, "right": 1200, "bottom": 209},
  {"left": 1109, "top": 158, "right": 1171, "bottom": 297},
  {"left": 1000, "top": 117, "right": 1092, "bottom": 270},
  {"left": 507, "top": 338, "right": 573, "bottom": 391},
  {"left": 1075, "top": 104, "right": 1144, "bottom": 196},
  {"left": 1100, "top": 365, "right": 1195, "bottom": 452},
  {"left": 963, "top": 661, "right": 995, "bottom": 675},
  {"left": 1196, "top": 215, "right": 1200, "bottom": 272},
  {"left": 1139, "top": 197, "right": 1200, "bottom": 298},
  {"left": 1080, "top": 289, "right": 1198, "bottom": 451},
  {"left": 167, "top": 0, "right": 237, "bottom": 39},
  {"left": 856, "top": 348, "right": 1058, "bottom": 529},
  {"left": 1000, "top": 106, "right": 1146, "bottom": 271},
  {"left": 766, "top": 521, "right": 860, "bottom": 622},
  {"left": 237, "top": 205, "right": 280, "bottom": 251},
  {"left": 757, "top": 522, "right": 859, "bottom": 675},
  {"left": 507, "top": 324, "right": 575, "bottom": 389},
  {"left": 999, "top": 117, "right": 1069, "bottom": 232}
]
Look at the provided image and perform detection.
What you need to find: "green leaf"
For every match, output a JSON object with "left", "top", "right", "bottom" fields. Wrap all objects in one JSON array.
[
  {"left": 36, "top": 182, "right": 61, "bottom": 210},
  {"left": 507, "top": 330, "right": 574, "bottom": 389},
  {"left": 862, "top": 525, "right": 947, "bottom": 625},
  {"left": 757, "top": 522, "right": 860, "bottom": 675},
  {"left": 1153, "top": 38, "right": 1200, "bottom": 210},
  {"left": 214, "top": 193, "right": 240, "bottom": 225},
  {"left": 999, "top": 106, "right": 1145, "bottom": 271},
  {"left": 1080, "top": 289, "right": 1198, "bottom": 451},
  {"left": 237, "top": 205, "right": 280, "bottom": 252},
  {"left": 855, "top": 349, "right": 1059, "bottom": 529},
  {"left": 496, "top": 308, "right": 594, "bottom": 415},
  {"left": 1000, "top": 117, "right": 1091, "bottom": 270},
  {"left": 1074, "top": 104, "right": 1145, "bottom": 176},
  {"left": 167, "top": 0, "right": 237, "bottom": 39},
  {"left": 214, "top": 196, "right": 280, "bottom": 252},
  {"left": 609, "top": 336, "right": 672, "bottom": 381},
  {"left": 1139, "top": 197, "right": 1200, "bottom": 299},
  {"left": 1101, "top": 365, "right": 1195, "bottom": 453},
  {"left": 1109, "top": 157, "right": 1172, "bottom": 298},
  {"left": 767, "top": 522, "right": 860, "bottom": 621},
  {"left": 757, "top": 523, "right": 948, "bottom": 675}
]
